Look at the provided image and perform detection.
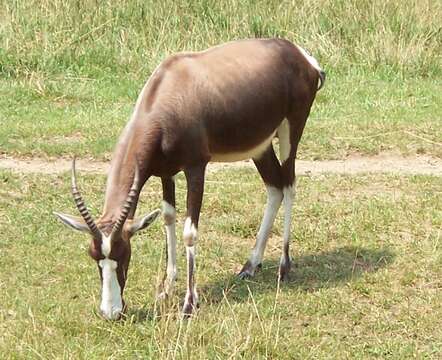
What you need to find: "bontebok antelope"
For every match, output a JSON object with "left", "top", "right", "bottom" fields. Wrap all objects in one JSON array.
[{"left": 55, "top": 38, "right": 325, "bottom": 319}]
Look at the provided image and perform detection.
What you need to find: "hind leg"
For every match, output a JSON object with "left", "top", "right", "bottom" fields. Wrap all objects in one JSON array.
[
  {"left": 277, "top": 119, "right": 293, "bottom": 281},
  {"left": 238, "top": 145, "right": 283, "bottom": 278},
  {"left": 278, "top": 113, "right": 309, "bottom": 281}
]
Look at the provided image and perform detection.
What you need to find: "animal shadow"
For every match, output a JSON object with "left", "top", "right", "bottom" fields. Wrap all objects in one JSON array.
[{"left": 200, "top": 245, "right": 394, "bottom": 304}]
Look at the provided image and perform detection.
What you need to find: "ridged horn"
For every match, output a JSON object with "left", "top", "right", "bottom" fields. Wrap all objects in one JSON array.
[
  {"left": 111, "top": 160, "right": 140, "bottom": 237},
  {"left": 71, "top": 158, "right": 102, "bottom": 241}
]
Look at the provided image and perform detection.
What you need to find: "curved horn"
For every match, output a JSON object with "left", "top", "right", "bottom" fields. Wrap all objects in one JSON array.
[
  {"left": 111, "top": 160, "right": 140, "bottom": 237},
  {"left": 71, "top": 158, "right": 102, "bottom": 241}
]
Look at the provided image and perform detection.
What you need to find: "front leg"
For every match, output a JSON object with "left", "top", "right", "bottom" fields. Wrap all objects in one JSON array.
[
  {"left": 182, "top": 163, "right": 207, "bottom": 317},
  {"left": 157, "top": 177, "right": 177, "bottom": 299}
]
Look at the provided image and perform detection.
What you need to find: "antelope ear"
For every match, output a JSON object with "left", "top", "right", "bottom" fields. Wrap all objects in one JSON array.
[
  {"left": 54, "top": 212, "right": 91, "bottom": 233},
  {"left": 129, "top": 209, "right": 161, "bottom": 234}
]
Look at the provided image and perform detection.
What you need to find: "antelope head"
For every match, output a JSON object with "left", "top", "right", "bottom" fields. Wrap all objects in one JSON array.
[{"left": 54, "top": 159, "right": 160, "bottom": 320}]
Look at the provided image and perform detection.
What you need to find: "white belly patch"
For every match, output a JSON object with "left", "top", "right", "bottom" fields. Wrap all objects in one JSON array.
[{"left": 210, "top": 131, "right": 276, "bottom": 162}]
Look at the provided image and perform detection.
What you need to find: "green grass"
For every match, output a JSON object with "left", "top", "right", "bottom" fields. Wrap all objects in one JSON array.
[
  {"left": 1, "top": 2, "right": 441, "bottom": 358},
  {"left": 1, "top": 169, "right": 441, "bottom": 358},
  {"left": 1, "top": 0, "right": 441, "bottom": 160},
  {"left": 2, "top": 0, "right": 441, "bottom": 78},
  {"left": 1, "top": 70, "right": 441, "bottom": 160}
]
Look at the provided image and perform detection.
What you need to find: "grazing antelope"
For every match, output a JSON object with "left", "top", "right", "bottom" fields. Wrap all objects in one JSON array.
[{"left": 55, "top": 38, "right": 325, "bottom": 319}]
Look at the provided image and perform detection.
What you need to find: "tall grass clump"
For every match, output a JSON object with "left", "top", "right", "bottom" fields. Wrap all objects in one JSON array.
[{"left": 1, "top": 0, "right": 441, "bottom": 80}]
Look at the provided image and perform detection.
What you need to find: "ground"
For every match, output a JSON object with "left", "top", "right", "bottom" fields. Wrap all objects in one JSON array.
[
  {"left": 1, "top": 152, "right": 441, "bottom": 176},
  {"left": 1, "top": 1, "right": 441, "bottom": 357},
  {"left": 0, "top": 157, "right": 441, "bottom": 358}
]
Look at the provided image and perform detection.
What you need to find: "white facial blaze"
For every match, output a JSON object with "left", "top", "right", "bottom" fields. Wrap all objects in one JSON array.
[
  {"left": 250, "top": 186, "right": 283, "bottom": 267},
  {"left": 99, "top": 258, "right": 123, "bottom": 320},
  {"left": 99, "top": 235, "right": 122, "bottom": 320},
  {"left": 101, "top": 234, "right": 112, "bottom": 258}
]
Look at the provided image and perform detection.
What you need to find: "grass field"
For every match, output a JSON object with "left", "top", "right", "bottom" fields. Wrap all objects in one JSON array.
[
  {"left": 1, "top": 0, "right": 441, "bottom": 160},
  {"left": 1, "top": 73, "right": 441, "bottom": 160},
  {"left": 1, "top": 1, "right": 442, "bottom": 359},
  {"left": 0, "top": 169, "right": 441, "bottom": 358}
]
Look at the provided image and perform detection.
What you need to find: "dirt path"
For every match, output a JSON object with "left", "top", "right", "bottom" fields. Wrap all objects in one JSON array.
[{"left": 1, "top": 154, "right": 441, "bottom": 176}]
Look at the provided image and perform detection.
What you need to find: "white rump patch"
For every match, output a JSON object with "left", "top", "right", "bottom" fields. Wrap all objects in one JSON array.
[
  {"left": 296, "top": 45, "right": 322, "bottom": 73},
  {"left": 211, "top": 131, "right": 276, "bottom": 162},
  {"left": 99, "top": 258, "right": 123, "bottom": 320}
]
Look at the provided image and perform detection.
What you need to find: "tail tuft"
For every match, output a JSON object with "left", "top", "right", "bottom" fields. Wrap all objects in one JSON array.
[
  {"left": 317, "top": 70, "right": 326, "bottom": 91},
  {"left": 295, "top": 45, "right": 326, "bottom": 91}
]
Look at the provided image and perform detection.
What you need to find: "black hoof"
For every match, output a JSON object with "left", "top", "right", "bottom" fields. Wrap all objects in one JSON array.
[
  {"left": 238, "top": 261, "right": 261, "bottom": 279},
  {"left": 278, "top": 259, "right": 292, "bottom": 282},
  {"left": 182, "top": 302, "right": 197, "bottom": 318}
]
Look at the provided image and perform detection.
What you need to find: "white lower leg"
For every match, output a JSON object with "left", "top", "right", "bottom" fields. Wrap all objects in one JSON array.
[
  {"left": 280, "top": 186, "right": 293, "bottom": 266},
  {"left": 159, "top": 201, "right": 177, "bottom": 297},
  {"left": 184, "top": 245, "right": 198, "bottom": 306},
  {"left": 183, "top": 217, "right": 198, "bottom": 313},
  {"left": 249, "top": 185, "right": 283, "bottom": 268},
  {"left": 277, "top": 120, "right": 294, "bottom": 276}
]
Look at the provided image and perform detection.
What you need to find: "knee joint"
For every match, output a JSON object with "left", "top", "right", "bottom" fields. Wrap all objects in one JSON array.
[
  {"left": 162, "top": 201, "right": 176, "bottom": 226},
  {"left": 183, "top": 217, "right": 197, "bottom": 247}
]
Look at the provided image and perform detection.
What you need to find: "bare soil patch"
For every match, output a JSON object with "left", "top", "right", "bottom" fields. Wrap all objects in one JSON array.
[{"left": 1, "top": 153, "right": 440, "bottom": 176}]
